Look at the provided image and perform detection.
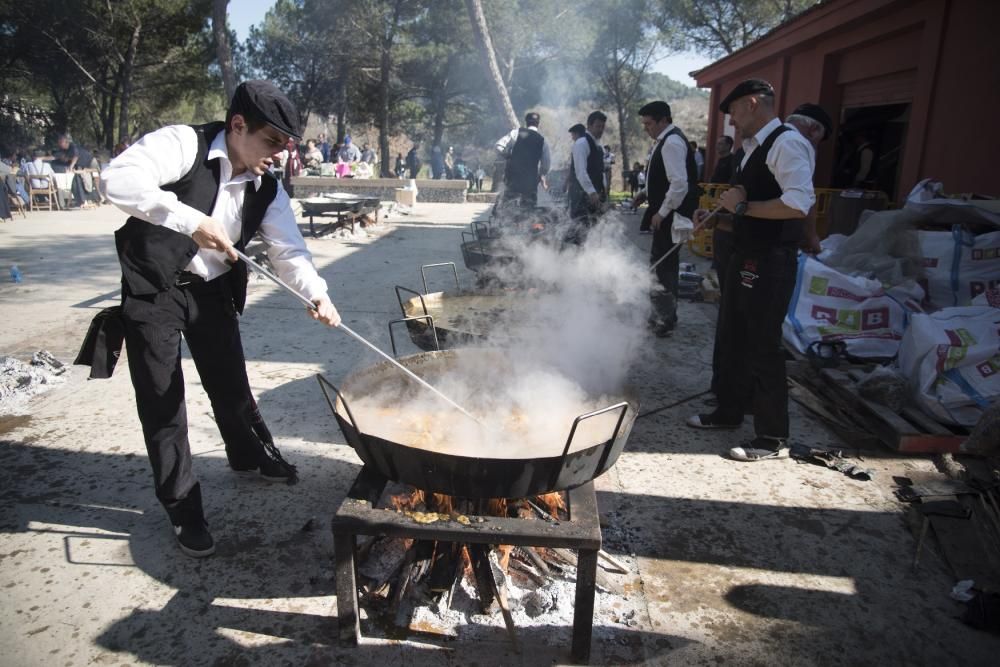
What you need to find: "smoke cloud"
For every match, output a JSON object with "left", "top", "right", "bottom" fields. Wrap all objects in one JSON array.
[{"left": 343, "top": 208, "right": 655, "bottom": 459}]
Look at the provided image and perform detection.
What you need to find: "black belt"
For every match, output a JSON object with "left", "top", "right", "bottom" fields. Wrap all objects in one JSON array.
[{"left": 175, "top": 271, "right": 206, "bottom": 287}]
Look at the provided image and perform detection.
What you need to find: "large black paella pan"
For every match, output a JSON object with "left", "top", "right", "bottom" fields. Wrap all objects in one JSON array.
[{"left": 318, "top": 348, "right": 638, "bottom": 498}]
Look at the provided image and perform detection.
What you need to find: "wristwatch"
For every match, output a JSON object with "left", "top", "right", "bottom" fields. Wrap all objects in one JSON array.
[{"left": 734, "top": 200, "right": 748, "bottom": 217}]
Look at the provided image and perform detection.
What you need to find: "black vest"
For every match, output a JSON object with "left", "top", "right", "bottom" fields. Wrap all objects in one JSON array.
[
  {"left": 646, "top": 126, "right": 700, "bottom": 218},
  {"left": 568, "top": 133, "right": 606, "bottom": 201},
  {"left": 114, "top": 122, "right": 278, "bottom": 313},
  {"left": 504, "top": 128, "right": 544, "bottom": 196},
  {"left": 734, "top": 124, "right": 803, "bottom": 248}
]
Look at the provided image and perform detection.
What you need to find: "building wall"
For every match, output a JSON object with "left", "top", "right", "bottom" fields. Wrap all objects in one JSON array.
[{"left": 694, "top": 0, "right": 1000, "bottom": 199}]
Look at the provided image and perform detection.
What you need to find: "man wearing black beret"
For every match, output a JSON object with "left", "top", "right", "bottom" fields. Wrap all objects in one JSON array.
[
  {"left": 686, "top": 79, "right": 816, "bottom": 462},
  {"left": 633, "top": 100, "right": 701, "bottom": 337},
  {"left": 103, "top": 80, "right": 342, "bottom": 557}
]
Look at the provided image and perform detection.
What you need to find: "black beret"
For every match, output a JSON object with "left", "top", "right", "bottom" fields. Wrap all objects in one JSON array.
[
  {"left": 790, "top": 103, "right": 833, "bottom": 141},
  {"left": 232, "top": 80, "right": 302, "bottom": 140},
  {"left": 719, "top": 79, "right": 774, "bottom": 114},
  {"left": 638, "top": 100, "right": 672, "bottom": 119}
]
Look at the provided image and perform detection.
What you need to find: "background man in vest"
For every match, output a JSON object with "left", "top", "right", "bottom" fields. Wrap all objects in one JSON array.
[
  {"left": 635, "top": 100, "right": 700, "bottom": 337},
  {"left": 567, "top": 111, "right": 608, "bottom": 228},
  {"left": 103, "top": 80, "right": 341, "bottom": 558},
  {"left": 495, "top": 112, "right": 551, "bottom": 212},
  {"left": 685, "top": 79, "right": 815, "bottom": 463}
]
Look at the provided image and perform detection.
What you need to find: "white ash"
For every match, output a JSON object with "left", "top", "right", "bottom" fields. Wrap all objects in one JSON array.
[
  {"left": 366, "top": 552, "right": 645, "bottom": 643},
  {"left": 0, "top": 351, "right": 68, "bottom": 415}
]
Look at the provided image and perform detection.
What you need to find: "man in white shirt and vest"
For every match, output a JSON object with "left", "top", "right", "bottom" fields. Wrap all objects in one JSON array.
[
  {"left": 567, "top": 111, "right": 608, "bottom": 237},
  {"left": 686, "top": 79, "right": 815, "bottom": 462},
  {"left": 495, "top": 111, "right": 551, "bottom": 212},
  {"left": 103, "top": 80, "right": 341, "bottom": 557},
  {"left": 636, "top": 100, "right": 701, "bottom": 337}
]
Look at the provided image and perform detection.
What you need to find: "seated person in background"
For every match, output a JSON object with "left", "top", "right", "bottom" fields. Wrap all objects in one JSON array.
[
  {"left": 25, "top": 149, "right": 71, "bottom": 208},
  {"left": 52, "top": 134, "right": 97, "bottom": 173},
  {"left": 303, "top": 139, "right": 323, "bottom": 172}
]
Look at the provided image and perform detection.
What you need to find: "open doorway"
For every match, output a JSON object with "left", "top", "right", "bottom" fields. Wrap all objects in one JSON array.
[{"left": 833, "top": 103, "right": 909, "bottom": 201}]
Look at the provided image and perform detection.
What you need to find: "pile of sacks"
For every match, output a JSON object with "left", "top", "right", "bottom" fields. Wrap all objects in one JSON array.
[{"left": 782, "top": 180, "right": 999, "bottom": 428}]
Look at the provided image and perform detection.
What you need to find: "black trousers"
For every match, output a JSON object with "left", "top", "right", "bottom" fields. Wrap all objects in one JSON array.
[
  {"left": 121, "top": 277, "right": 265, "bottom": 525},
  {"left": 648, "top": 209, "right": 679, "bottom": 328},
  {"left": 710, "top": 228, "right": 736, "bottom": 393},
  {"left": 713, "top": 244, "right": 798, "bottom": 439}
]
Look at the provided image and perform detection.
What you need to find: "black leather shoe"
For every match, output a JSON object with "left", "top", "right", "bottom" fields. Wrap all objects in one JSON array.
[
  {"left": 233, "top": 444, "right": 298, "bottom": 485},
  {"left": 173, "top": 520, "right": 215, "bottom": 558}
]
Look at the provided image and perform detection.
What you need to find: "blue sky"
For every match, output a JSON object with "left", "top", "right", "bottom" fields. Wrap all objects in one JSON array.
[{"left": 227, "top": 0, "right": 712, "bottom": 87}]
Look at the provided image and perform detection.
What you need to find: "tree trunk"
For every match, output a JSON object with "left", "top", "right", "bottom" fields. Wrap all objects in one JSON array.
[
  {"left": 616, "top": 102, "right": 629, "bottom": 194},
  {"left": 118, "top": 19, "right": 141, "bottom": 144},
  {"left": 377, "top": 0, "right": 403, "bottom": 177},
  {"left": 431, "top": 60, "right": 452, "bottom": 148},
  {"left": 336, "top": 71, "right": 348, "bottom": 142},
  {"left": 211, "top": 0, "right": 238, "bottom": 102},
  {"left": 465, "top": 0, "right": 518, "bottom": 131}
]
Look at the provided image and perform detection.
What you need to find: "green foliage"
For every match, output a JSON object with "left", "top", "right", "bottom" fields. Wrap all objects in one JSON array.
[
  {"left": 656, "top": 0, "right": 819, "bottom": 57},
  {"left": 0, "top": 0, "right": 216, "bottom": 151},
  {"left": 0, "top": 0, "right": 710, "bottom": 168}
]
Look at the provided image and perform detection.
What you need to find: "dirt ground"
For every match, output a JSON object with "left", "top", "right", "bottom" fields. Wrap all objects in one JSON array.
[{"left": 0, "top": 202, "right": 996, "bottom": 666}]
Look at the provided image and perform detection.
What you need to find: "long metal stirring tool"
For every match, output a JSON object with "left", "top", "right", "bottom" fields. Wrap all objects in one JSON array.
[
  {"left": 231, "top": 248, "right": 480, "bottom": 423},
  {"left": 648, "top": 205, "right": 724, "bottom": 273}
]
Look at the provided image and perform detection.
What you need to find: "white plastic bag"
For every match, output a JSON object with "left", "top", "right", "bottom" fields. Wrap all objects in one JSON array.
[
  {"left": 897, "top": 306, "right": 1000, "bottom": 426},
  {"left": 783, "top": 255, "right": 921, "bottom": 358},
  {"left": 918, "top": 228, "right": 1000, "bottom": 309}
]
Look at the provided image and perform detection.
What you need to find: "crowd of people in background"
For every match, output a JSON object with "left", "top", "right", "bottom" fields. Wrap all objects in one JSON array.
[{"left": 1, "top": 134, "right": 110, "bottom": 215}]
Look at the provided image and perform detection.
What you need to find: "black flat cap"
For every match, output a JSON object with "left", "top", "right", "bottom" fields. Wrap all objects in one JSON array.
[
  {"left": 790, "top": 103, "right": 833, "bottom": 141},
  {"left": 719, "top": 79, "right": 774, "bottom": 114},
  {"left": 638, "top": 100, "right": 672, "bottom": 119},
  {"left": 232, "top": 80, "right": 302, "bottom": 139}
]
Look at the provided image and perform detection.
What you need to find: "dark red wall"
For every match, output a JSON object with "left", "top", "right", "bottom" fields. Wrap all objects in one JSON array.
[{"left": 695, "top": 0, "right": 1000, "bottom": 199}]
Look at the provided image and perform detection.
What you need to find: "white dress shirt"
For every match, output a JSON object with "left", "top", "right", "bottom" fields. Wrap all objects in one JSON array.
[
  {"left": 494, "top": 127, "right": 551, "bottom": 176},
  {"left": 740, "top": 117, "right": 816, "bottom": 216},
  {"left": 571, "top": 132, "right": 604, "bottom": 195},
  {"left": 103, "top": 124, "right": 329, "bottom": 301},
  {"left": 25, "top": 159, "right": 56, "bottom": 189},
  {"left": 644, "top": 125, "right": 690, "bottom": 219}
]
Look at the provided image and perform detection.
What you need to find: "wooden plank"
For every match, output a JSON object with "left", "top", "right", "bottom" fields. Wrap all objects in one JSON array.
[
  {"left": 901, "top": 406, "right": 959, "bottom": 436},
  {"left": 818, "top": 368, "right": 968, "bottom": 453},
  {"left": 822, "top": 369, "right": 918, "bottom": 434}
]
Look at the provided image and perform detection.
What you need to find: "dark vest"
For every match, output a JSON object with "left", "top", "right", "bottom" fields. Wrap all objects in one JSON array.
[
  {"left": 568, "top": 133, "right": 606, "bottom": 202},
  {"left": 734, "top": 124, "right": 803, "bottom": 248},
  {"left": 114, "top": 121, "right": 279, "bottom": 313},
  {"left": 504, "top": 128, "right": 544, "bottom": 196},
  {"left": 646, "top": 126, "right": 700, "bottom": 219}
]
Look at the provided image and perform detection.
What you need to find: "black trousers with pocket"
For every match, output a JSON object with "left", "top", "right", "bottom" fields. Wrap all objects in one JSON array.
[
  {"left": 713, "top": 244, "right": 798, "bottom": 439},
  {"left": 121, "top": 275, "right": 264, "bottom": 525},
  {"left": 648, "top": 209, "right": 680, "bottom": 328}
]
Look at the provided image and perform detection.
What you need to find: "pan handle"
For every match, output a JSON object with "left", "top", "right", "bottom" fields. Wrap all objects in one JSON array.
[
  {"left": 316, "top": 374, "right": 360, "bottom": 432},
  {"left": 388, "top": 315, "right": 440, "bottom": 357},
  {"left": 471, "top": 220, "right": 491, "bottom": 241},
  {"left": 560, "top": 401, "right": 631, "bottom": 459},
  {"left": 420, "top": 262, "right": 460, "bottom": 294},
  {"left": 394, "top": 285, "right": 428, "bottom": 317},
  {"left": 461, "top": 230, "right": 485, "bottom": 256}
]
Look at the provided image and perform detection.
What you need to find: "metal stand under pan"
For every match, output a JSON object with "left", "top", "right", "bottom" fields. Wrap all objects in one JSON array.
[{"left": 331, "top": 464, "right": 602, "bottom": 663}]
